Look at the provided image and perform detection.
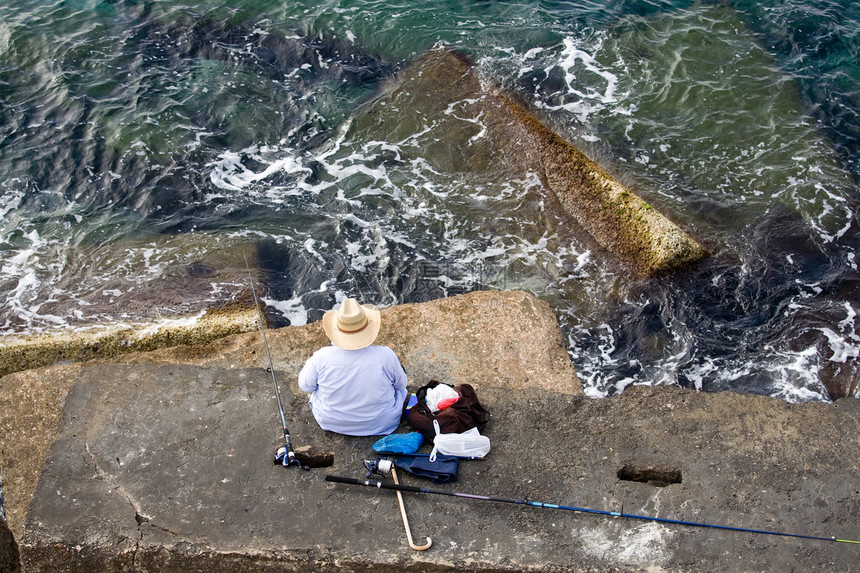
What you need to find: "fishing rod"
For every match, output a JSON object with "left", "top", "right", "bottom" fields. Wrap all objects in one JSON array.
[
  {"left": 325, "top": 475, "right": 860, "bottom": 545},
  {"left": 244, "top": 253, "right": 307, "bottom": 470}
]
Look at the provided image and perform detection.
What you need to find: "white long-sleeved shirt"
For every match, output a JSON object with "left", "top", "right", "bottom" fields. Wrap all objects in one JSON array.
[{"left": 298, "top": 344, "right": 408, "bottom": 436}]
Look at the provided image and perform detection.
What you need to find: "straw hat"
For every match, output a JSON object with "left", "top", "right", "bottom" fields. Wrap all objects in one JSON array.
[{"left": 322, "top": 298, "right": 381, "bottom": 350}]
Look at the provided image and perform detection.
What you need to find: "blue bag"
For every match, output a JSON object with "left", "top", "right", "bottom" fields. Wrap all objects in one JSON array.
[
  {"left": 395, "top": 454, "right": 459, "bottom": 484},
  {"left": 372, "top": 432, "right": 424, "bottom": 455}
]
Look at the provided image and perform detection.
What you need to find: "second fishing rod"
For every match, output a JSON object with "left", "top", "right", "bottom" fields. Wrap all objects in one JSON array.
[{"left": 325, "top": 474, "right": 860, "bottom": 545}]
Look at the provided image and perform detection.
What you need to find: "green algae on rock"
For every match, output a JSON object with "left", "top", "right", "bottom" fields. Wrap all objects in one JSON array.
[
  {"left": 353, "top": 45, "right": 708, "bottom": 276},
  {"left": 497, "top": 95, "right": 710, "bottom": 276},
  {"left": 0, "top": 305, "right": 260, "bottom": 378}
]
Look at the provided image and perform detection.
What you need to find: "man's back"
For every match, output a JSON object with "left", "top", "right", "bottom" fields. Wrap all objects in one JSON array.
[{"left": 299, "top": 344, "right": 408, "bottom": 436}]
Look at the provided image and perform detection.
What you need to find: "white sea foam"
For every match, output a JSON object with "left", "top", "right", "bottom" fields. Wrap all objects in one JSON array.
[
  {"left": 768, "top": 346, "right": 827, "bottom": 402},
  {"left": 818, "top": 302, "right": 860, "bottom": 364},
  {"left": 208, "top": 145, "right": 311, "bottom": 194},
  {"left": 302, "top": 238, "right": 327, "bottom": 263},
  {"left": 265, "top": 296, "right": 308, "bottom": 326},
  {"left": 0, "top": 185, "right": 24, "bottom": 228},
  {"left": 529, "top": 36, "right": 625, "bottom": 123},
  {"left": 685, "top": 358, "right": 718, "bottom": 392},
  {"left": 135, "top": 312, "right": 206, "bottom": 338}
]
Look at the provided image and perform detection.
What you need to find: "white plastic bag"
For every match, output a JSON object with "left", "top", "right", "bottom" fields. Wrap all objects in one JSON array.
[
  {"left": 425, "top": 383, "right": 460, "bottom": 412},
  {"left": 429, "top": 419, "right": 491, "bottom": 461}
]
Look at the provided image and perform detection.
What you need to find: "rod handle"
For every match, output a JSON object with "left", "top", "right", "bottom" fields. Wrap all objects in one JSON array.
[
  {"left": 325, "top": 475, "right": 425, "bottom": 494},
  {"left": 326, "top": 475, "right": 366, "bottom": 486}
]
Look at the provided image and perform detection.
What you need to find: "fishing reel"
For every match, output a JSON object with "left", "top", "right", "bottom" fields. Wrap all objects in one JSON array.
[
  {"left": 364, "top": 457, "right": 394, "bottom": 478},
  {"left": 275, "top": 446, "right": 309, "bottom": 470}
]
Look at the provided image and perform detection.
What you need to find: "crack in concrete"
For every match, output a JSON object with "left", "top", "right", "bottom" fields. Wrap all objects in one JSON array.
[
  {"left": 82, "top": 441, "right": 143, "bottom": 564},
  {"left": 81, "top": 441, "right": 178, "bottom": 567}
]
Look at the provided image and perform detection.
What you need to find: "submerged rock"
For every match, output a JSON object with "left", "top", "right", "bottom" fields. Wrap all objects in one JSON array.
[
  {"left": 819, "top": 357, "right": 860, "bottom": 401},
  {"left": 353, "top": 46, "right": 709, "bottom": 276},
  {"left": 498, "top": 96, "right": 710, "bottom": 276},
  {"left": 0, "top": 239, "right": 272, "bottom": 377}
]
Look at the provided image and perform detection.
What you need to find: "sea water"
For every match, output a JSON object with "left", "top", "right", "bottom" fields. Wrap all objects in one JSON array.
[{"left": 1, "top": 0, "right": 858, "bottom": 402}]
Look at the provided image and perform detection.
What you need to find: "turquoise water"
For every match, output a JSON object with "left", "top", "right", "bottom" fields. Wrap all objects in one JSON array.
[{"left": 1, "top": 0, "right": 858, "bottom": 401}]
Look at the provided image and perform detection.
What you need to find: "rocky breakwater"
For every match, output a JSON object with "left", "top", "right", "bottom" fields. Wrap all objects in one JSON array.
[
  {"left": 2, "top": 290, "right": 860, "bottom": 572},
  {"left": 351, "top": 45, "right": 709, "bottom": 277}
]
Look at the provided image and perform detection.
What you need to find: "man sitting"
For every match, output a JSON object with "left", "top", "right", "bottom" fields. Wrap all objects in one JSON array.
[{"left": 298, "top": 298, "right": 408, "bottom": 436}]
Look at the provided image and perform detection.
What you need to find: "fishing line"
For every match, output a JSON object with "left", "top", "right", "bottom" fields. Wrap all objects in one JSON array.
[{"left": 324, "top": 475, "right": 860, "bottom": 544}]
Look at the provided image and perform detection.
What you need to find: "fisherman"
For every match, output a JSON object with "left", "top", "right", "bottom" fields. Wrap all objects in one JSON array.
[{"left": 298, "top": 298, "right": 408, "bottom": 436}]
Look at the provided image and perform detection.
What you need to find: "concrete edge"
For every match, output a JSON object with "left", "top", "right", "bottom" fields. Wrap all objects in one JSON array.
[{"left": 0, "top": 305, "right": 260, "bottom": 379}]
